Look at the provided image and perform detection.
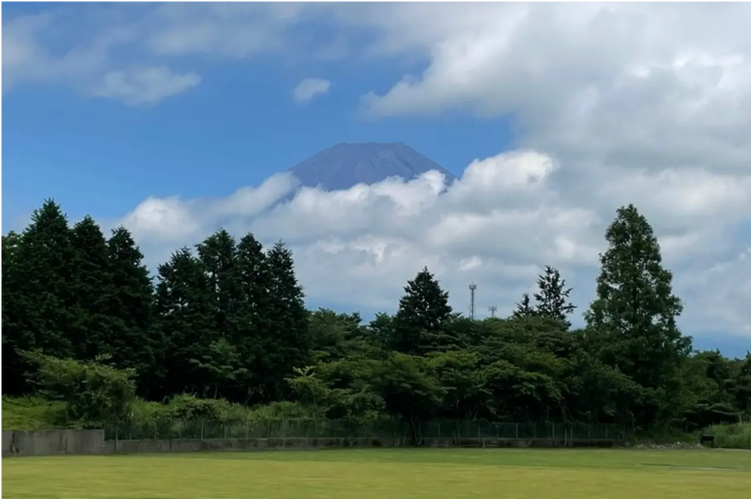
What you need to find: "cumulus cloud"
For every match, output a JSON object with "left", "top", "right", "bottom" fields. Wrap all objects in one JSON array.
[
  {"left": 293, "top": 78, "right": 331, "bottom": 103},
  {"left": 120, "top": 149, "right": 751, "bottom": 338},
  {"left": 7, "top": 2, "right": 751, "bottom": 338},
  {"left": 91, "top": 67, "right": 200, "bottom": 106}
]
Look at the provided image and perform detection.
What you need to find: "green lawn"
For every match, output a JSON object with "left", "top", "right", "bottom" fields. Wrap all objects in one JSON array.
[{"left": 3, "top": 448, "right": 751, "bottom": 499}]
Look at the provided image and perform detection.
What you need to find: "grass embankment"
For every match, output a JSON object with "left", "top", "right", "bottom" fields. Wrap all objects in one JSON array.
[
  {"left": 1, "top": 396, "right": 66, "bottom": 430},
  {"left": 4, "top": 448, "right": 751, "bottom": 499}
]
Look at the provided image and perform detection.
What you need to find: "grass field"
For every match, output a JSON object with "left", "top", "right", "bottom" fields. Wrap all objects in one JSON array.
[{"left": 3, "top": 448, "right": 751, "bottom": 499}]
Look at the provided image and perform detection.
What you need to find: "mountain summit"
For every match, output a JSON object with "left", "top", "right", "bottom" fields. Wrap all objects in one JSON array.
[{"left": 288, "top": 142, "right": 456, "bottom": 191}]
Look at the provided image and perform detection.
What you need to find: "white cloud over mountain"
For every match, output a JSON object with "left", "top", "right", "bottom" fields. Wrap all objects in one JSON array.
[
  {"left": 122, "top": 148, "right": 751, "bottom": 338},
  {"left": 5, "top": 3, "right": 751, "bottom": 338}
]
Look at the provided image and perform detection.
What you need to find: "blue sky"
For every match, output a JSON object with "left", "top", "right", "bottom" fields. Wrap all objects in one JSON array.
[
  {"left": 2, "top": 3, "right": 513, "bottom": 227},
  {"left": 3, "top": 3, "right": 750, "bottom": 357}
]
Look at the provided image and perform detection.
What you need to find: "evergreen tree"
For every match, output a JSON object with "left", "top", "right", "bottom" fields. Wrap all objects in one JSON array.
[
  {"left": 3, "top": 200, "right": 77, "bottom": 393},
  {"left": 392, "top": 267, "right": 454, "bottom": 355},
  {"left": 264, "top": 241, "right": 310, "bottom": 401},
  {"left": 69, "top": 216, "right": 112, "bottom": 360},
  {"left": 197, "top": 229, "right": 241, "bottom": 341},
  {"left": 2, "top": 231, "right": 26, "bottom": 394},
  {"left": 585, "top": 204, "right": 691, "bottom": 427},
  {"left": 533, "top": 265, "right": 576, "bottom": 329},
  {"left": 195, "top": 229, "right": 254, "bottom": 400},
  {"left": 106, "top": 227, "right": 158, "bottom": 397},
  {"left": 153, "top": 248, "right": 215, "bottom": 397},
  {"left": 235, "top": 233, "right": 274, "bottom": 403},
  {"left": 512, "top": 293, "right": 535, "bottom": 319}
]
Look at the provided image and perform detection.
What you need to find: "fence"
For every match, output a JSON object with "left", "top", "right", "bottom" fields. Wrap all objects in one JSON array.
[{"left": 103, "top": 418, "right": 627, "bottom": 445}]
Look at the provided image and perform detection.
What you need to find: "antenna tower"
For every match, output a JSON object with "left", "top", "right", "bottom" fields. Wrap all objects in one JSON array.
[
  {"left": 469, "top": 283, "right": 477, "bottom": 320},
  {"left": 488, "top": 305, "right": 497, "bottom": 318}
]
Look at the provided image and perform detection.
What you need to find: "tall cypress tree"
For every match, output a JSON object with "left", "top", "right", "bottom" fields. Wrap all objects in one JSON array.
[
  {"left": 18, "top": 200, "right": 78, "bottom": 356},
  {"left": 153, "top": 248, "right": 215, "bottom": 397},
  {"left": 197, "top": 229, "right": 241, "bottom": 341},
  {"left": 69, "top": 215, "right": 112, "bottom": 360},
  {"left": 264, "top": 241, "right": 309, "bottom": 401},
  {"left": 2, "top": 231, "right": 27, "bottom": 394},
  {"left": 106, "top": 226, "right": 158, "bottom": 397},
  {"left": 194, "top": 229, "right": 249, "bottom": 399},
  {"left": 392, "top": 267, "right": 454, "bottom": 355},
  {"left": 585, "top": 204, "right": 691, "bottom": 427},
  {"left": 235, "top": 233, "right": 273, "bottom": 403}
]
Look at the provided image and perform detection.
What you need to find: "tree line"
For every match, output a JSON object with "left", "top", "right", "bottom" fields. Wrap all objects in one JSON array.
[{"left": 2, "top": 199, "right": 750, "bottom": 434}]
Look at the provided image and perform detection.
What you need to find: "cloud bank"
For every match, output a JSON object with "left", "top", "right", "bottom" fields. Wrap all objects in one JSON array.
[
  {"left": 5, "top": 2, "right": 751, "bottom": 338},
  {"left": 121, "top": 149, "right": 751, "bottom": 338}
]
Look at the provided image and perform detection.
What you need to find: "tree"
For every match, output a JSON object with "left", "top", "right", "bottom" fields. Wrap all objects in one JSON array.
[
  {"left": 153, "top": 248, "right": 215, "bottom": 397},
  {"left": 392, "top": 267, "right": 454, "bottom": 355},
  {"left": 106, "top": 227, "right": 158, "bottom": 397},
  {"left": 234, "top": 233, "right": 273, "bottom": 404},
  {"left": 512, "top": 293, "right": 535, "bottom": 319},
  {"left": 197, "top": 229, "right": 242, "bottom": 341},
  {"left": 21, "top": 350, "right": 137, "bottom": 425},
  {"left": 2, "top": 200, "right": 77, "bottom": 394},
  {"left": 2, "top": 231, "right": 25, "bottom": 394},
  {"left": 533, "top": 266, "right": 576, "bottom": 329},
  {"left": 263, "top": 241, "right": 310, "bottom": 401},
  {"left": 69, "top": 216, "right": 113, "bottom": 360},
  {"left": 585, "top": 204, "right": 692, "bottom": 428}
]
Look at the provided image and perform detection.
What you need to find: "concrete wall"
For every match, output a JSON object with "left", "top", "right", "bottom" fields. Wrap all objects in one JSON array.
[
  {"left": 3, "top": 431, "right": 621, "bottom": 457},
  {"left": 104, "top": 437, "right": 619, "bottom": 455},
  {"left": 2, "top": 430, "right": 106, "bottom": 457}
]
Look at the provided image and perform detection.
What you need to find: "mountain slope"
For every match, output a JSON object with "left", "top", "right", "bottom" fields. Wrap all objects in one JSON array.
[{"left": 288, "top": 142, "right": 456, "bottom": 191}]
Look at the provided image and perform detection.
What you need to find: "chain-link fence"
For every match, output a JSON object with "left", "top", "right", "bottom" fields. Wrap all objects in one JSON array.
[{"left": 103, "top": 418, "right": 627, "bottom": 443}]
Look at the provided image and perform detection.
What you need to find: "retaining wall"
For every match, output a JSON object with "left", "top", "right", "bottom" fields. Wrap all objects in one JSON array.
[
  {"left": 2, "top": 430, "right": 106, "bottom": 457},
  {"left": 3, "top": 430, "right": 621, "bottom": 457}
]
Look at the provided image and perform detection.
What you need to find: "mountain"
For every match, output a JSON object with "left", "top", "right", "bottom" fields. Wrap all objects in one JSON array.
[{"left": 288, "top": 142, "right": 457, "bottom": 191}]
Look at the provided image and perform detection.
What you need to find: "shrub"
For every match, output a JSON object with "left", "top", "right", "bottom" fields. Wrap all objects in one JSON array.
[{"left": 708, "top": 422, "right": 751, "bottom": 449}]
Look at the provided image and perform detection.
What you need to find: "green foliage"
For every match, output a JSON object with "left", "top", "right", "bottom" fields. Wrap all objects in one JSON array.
[
  {"left": 20, "top": 351, "right": 137, "bottom": 425},
  {"left": 393, "top": 267, "right": 454, "bottom": 355},
  {"left": 708, "top": 422, "right": 751, "bottom": 449},
  {"left": 1, "top": 396, "right": 66, "bottom": 430},
  {"left": 585, "top": 204, "right": 693, "bottom": 429},
  {"left": 105, "top": 226, "right": 157, "bottom": 397},
  {"left": 532, "top": 266, "right": 576, "bottom": 329},
  {"left": 2, "top": 199, "right": 748, "bottom": 444}
]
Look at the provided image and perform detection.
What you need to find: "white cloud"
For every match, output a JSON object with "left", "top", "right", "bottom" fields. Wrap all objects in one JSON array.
[
  {"left": 6, "top": 3, "right": 751, "bottom": 339},
  {"left": 293, "top": 77, "right": 331, "bottom": 103},
  {"left": 120, "top": 150, "right": 751, "bottom": 338},
  {"left": 91, "top": 67, "right": 200, "bottom": 106}
]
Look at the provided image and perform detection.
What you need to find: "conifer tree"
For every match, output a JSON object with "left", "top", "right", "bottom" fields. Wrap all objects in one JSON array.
[
  {"left": 13, "top": 199, "right": 76, "bottom": 362},
  {"left": 512, "top": 293, "right": 535, "bottom": 319},
  {"left": 263, "top": 241, "right": 310, "bottom": 400},
  {"left": 585, "top": 204, "right": 691, "bottom": 427},
  {"left": 106, "top": 227, "right": 158, "bottom": 396},
  {"left": 70, "top": 216, "right": 112, "bottom": 359},
  {"left": 153, "top": 248, "right": 215, "bottom": 396},
  {"left": 533, "top": 265, "right": 576, "bottom": 329},
  {"left": 235, "top": 233, "right": 273, "bottom": 403},
  {"left": 393, "top": 267, "right": 454, "bottom": 355}
]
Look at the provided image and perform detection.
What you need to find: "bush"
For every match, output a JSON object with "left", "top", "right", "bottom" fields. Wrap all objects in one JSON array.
[
  {"left": 20, "top": 351, "right": 137, "bottom": 426},
  {"left": 708, "top": 422, "right": 751, "bottom": 449}
]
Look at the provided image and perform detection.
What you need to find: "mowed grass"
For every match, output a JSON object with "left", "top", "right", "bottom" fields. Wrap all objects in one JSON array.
[{"left": 4, "top": 448, "right": 751, "bottom": 499}]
